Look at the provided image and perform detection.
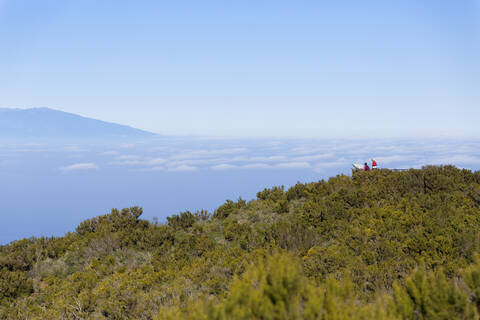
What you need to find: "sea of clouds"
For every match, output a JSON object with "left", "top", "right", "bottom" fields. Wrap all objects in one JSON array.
[{"left": 3, "top": 137, "right": 479, "bottom": 174}]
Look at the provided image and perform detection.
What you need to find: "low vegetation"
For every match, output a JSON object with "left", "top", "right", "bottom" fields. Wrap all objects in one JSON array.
[{"left": 2, "top": 166, "right": 480, "bottom": 319}]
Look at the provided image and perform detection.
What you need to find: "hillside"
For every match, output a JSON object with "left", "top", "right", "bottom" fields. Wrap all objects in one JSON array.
[
  {"left": 0, "top": 108, "right": 155, "bottom": 139},
  {"left": 2, "top": 166, "right": 480, "bottom": 319}
]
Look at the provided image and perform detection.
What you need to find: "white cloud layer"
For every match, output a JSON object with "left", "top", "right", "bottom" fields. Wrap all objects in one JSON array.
[
  {"left": 167, "top": 165, "right": 198, "bottom": 172},
  {"left": 59, "top": 163, "right": 99, "bottom": 172},
  {"left": 211, "top": 164, "right": 237, "bottom": 170},
  {"left": 50, "top": 138, "right": 480, "bottom": 174}
]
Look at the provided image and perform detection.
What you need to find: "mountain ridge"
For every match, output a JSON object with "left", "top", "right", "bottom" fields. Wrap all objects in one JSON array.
[{"left": 0, "top": 107, "right": 156, "bottom": 139}]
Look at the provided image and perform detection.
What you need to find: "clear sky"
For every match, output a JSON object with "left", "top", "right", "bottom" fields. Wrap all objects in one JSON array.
[{"left": 1, "top": 1, "right": 479, "bottom": 138}]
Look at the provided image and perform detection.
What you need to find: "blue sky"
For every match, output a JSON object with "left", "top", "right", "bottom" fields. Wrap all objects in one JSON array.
[{"left": 1, "top": 1, "right": 479, "bottom": 137}]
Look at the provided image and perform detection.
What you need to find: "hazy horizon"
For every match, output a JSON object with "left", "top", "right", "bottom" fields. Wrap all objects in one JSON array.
[{"left": 2, "top": 106, "right": 479, "bottom": 140}]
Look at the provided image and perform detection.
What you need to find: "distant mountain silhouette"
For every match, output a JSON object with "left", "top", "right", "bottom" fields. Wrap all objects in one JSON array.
[{"left": 0, "top": 107, "right": 156, "bottom": 139}]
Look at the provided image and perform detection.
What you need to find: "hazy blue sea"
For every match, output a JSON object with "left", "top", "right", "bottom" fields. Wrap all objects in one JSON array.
[{"left": 1, "top": 137, "right": 479, "bottom": 244}]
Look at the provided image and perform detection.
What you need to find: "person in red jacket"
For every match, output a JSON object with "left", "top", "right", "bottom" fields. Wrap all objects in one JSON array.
[
  {"left": 371, "top": 159, "right": 377, "bottom": 170},
  {"left": 364, "top": 162, "right": 370, "bottom": 171}
]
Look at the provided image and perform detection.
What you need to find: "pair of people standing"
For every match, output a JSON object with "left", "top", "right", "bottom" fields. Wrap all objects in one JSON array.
[{"left": 363, "top": 159, "right": 377, "bottom": 171}]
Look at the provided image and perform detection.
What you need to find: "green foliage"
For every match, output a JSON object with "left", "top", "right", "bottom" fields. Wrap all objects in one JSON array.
[
  {"left": 393, "top": 268, "right": 477, "bottom": 319},
  {"left": 213, "top": 198, "right": 247, "bottom": 219},
  {"left": 257, "top": 186, "right": 286, "bottom": 202},
  {"left": 0, "top": 269, "right": 33, "bottom": 301},
  {"left": 76, "top": 206, "right": 144, "bottom": 235},
  {"left": 220, "top": 252, "right": 305, "bottom": 319},
  {"left": 2, "top": 166, "right": 480, "bottom": 319},
  {"left": 463, "top": 255, "right": 480, "bottom": 310},
  {"left": 167, "top": 211, "right": 196, "bottom": 230}
]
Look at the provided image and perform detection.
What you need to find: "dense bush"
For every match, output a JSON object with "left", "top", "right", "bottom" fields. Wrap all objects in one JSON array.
[
  {"left": 213, "top": 198, "right": 247, "bottom": 219},
  {"left": 2, "top": 166, "right": 480, "bottom": 319}
]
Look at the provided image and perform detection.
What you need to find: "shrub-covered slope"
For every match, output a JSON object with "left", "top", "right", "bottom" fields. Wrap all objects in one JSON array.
[{"left": 2, "top": 166, "right": 480, "bottom": 319}]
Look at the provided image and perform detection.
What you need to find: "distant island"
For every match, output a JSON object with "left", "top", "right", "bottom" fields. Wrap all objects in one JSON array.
[
  {"left": 0, "top": 107, "right": 156, "bottom": 140},
  {"left": 1, "top": 166, "right": 480, "bottom": 319}
]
